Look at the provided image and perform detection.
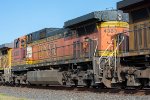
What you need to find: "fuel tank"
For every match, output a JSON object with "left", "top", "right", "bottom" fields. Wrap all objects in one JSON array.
[{"left": 27, "top": 70, "right": 63, "bottom": 85}]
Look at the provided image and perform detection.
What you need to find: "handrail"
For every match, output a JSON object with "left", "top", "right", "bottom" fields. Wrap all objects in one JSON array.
[
  {"left": 114, "top": 36, "right": 124, "bottom": 71},
  {"left": 102, "top": 36, "right": 125, "bottom": 70},
  {"left": 98, "top": 39, "right": 114, "bottom": 70},
  {"left": 93, "top": 38, "right": 98, "bottom": 57},
  {"left": 99, "top": 39, "right": 114, "bottom": 60},
  {"left": 98, "top": 36, "right": 125, "bottom": 71}
]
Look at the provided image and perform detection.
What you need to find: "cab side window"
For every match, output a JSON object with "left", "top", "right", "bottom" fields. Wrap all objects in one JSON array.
[
  {"left": 27, "top": 34, "right": 32, "bottom": 43},
  {"left": 65, "top": 30, "right": 76, "bottom": 39},
  {"left": 77, "top": 23, "right": 97, "bottom": 37},
  {"left": 15, "top": 39, "right": 20, "bottom": 48},
  {"left": 1, "top": 50, "right": 8, "bottom": 55},
  {"left": 21, "top": 40, "right": 25, "bottom": 47}
]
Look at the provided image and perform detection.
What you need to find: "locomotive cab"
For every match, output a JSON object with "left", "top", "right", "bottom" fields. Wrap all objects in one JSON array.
[{"left": 64, "top": 10, "right": 129, "bottom": 87}]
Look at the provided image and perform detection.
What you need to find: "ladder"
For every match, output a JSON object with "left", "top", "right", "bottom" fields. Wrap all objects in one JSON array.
[
  {"left": 93, "top": 36, "right": 125, "bottom": 85},
  {"left": 99, "top": 36, "right": 124, "bottom": 75}
]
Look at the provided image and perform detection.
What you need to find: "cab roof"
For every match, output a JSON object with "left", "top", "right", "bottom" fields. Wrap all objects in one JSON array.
[{"left": 64, "top": 10, "right": 129, "bottom": 28}]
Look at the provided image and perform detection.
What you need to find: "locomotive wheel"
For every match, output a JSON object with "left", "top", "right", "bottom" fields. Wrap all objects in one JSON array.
[
  {"left": 92, "top": 83, "right": 105, "bottom": 89},
  {"left": 72, "top": 80, "right": 78, "bottom": 87},
  {"left": 84, "top": 79, "right": 92, "bottom": 88}
]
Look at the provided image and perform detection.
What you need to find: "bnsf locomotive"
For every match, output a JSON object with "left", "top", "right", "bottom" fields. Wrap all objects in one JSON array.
[
  {"left": 0, "top": 10, "right": 129, "bottom": 88},
  {"left": 0, "top": 0, "right": 149, "bottom": 89}
]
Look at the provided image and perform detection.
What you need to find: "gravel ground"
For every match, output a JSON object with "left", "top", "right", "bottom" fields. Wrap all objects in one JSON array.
[{"left": 0, "top": 86, "right": 149, "bottom": 100}]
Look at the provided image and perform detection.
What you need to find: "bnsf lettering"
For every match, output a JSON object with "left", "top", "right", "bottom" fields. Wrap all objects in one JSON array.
[{"left": 37, "top": 43, "right": 57, "bottom": 59}]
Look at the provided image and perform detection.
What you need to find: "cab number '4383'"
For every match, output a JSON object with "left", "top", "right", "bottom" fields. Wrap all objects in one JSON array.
[{"left": 104, "top": 28, "right": 117, "bottom": 33}]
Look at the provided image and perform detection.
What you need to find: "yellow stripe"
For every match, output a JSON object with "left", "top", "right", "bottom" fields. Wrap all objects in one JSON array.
[
  {"left": 98, "top": 50, "right": 126, "bottom": 56},
  {"left": 26, "top": 60, "right": 33, "bottom": 64},
  {"left": 98, "top": 21, "right": 129, "bottom": 28},
  {"left": 98, "top": 51, "right": 114, "bottom": 56}
]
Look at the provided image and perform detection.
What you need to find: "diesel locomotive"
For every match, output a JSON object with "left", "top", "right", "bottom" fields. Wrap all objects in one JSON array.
[
  {"left": 0, "top": 10, "right": 129, "bottom": 88},
  {"left": 0, "top": 0, "right": 149, "bottom": 89}
]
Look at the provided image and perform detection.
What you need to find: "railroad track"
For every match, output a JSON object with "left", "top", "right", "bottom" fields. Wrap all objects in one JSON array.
[{"left": 8, "top": 85, "right": 149, "bottom": 96}]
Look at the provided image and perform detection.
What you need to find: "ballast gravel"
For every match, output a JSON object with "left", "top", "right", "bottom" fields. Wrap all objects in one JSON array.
[{"left": 0, "top": 86, "right": 149, "bottom": 100}]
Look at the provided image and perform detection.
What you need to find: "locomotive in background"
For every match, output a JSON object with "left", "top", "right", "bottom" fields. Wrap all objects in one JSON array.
[
  {"left": 0, "top": 10, "right": 129, "bottom": 88},
  {"left": 118, "top": 0, "right": 150, "bottom": 88}
]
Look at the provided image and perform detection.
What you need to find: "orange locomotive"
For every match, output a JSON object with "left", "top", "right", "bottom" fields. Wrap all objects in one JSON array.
[{"left": 0, "top": 10, "right": 130, "bottom": 88}]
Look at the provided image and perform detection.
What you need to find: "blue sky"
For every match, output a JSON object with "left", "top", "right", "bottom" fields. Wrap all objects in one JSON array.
[{"left": 0, "top": 0, "right": 121, "bottom": 44}]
